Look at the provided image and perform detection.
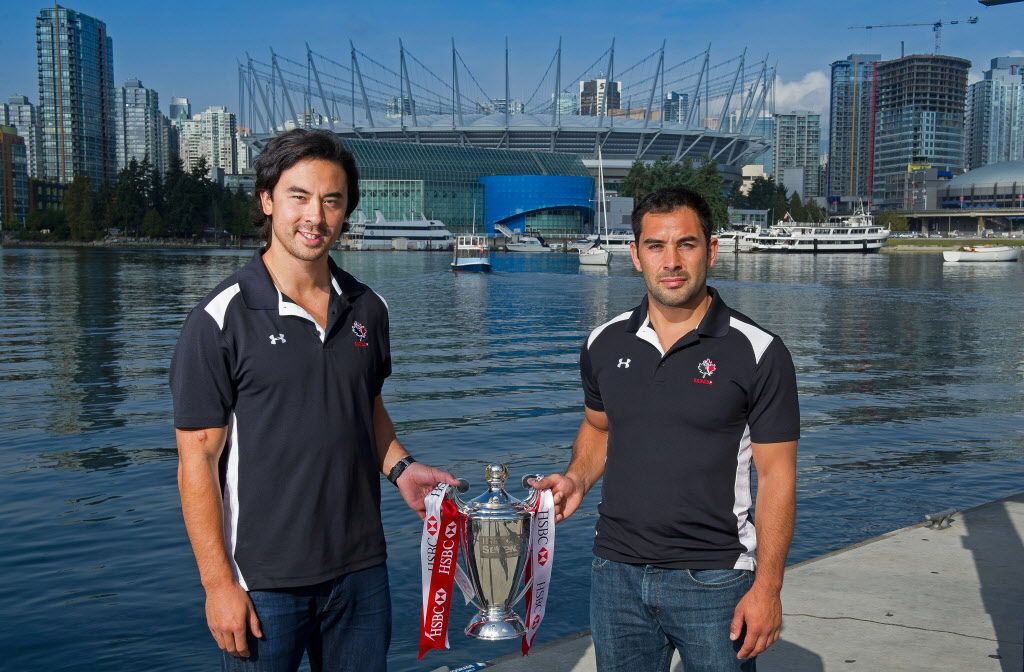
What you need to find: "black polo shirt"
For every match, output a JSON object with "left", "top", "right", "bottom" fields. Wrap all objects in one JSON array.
[
  {"left": 583, "top": 287, "right": 799, "bottom": 570},
  {"left": 170, "top": 251, "right": 391, "bottom": 590}
]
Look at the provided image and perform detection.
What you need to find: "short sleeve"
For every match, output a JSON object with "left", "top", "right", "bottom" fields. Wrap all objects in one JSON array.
[
  {"left": 747, "top": 338, "right": 800, "bottom": 443},
  {"left": 169, "top": 308, "right": 235, "bottom": 428},
  {"left": 374, "top": 306, "right": 392, "bottom": 396},
  {"left": 580, "top": 342, "right": 604, "bottom": 411}
]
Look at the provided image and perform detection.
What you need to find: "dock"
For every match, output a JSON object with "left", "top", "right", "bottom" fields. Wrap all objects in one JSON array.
[{"left": 447, "top": 493, "right": 1023, "bottom": 672}]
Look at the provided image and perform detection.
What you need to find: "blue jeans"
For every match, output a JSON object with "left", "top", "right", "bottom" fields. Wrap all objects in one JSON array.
[
  {"left": 590, "top": 557, "right": 755, "bottom": 672},
  {"left": 223, "top": 563, "right": 391, "bottom": 672}
]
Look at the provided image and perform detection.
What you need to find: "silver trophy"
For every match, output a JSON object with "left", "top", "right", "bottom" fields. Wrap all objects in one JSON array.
[{"left": 448, "top": 464, "right": 542, "bottom": 640}]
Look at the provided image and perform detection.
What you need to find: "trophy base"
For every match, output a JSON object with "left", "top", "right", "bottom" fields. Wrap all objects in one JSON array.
[{"left": 464, "top": 610, "right": 526, "bottom": 641}]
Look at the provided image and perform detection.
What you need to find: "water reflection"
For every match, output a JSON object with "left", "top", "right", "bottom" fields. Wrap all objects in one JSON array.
[{"left": 1, "top": 247, "right": 1022, "bottom": 672}]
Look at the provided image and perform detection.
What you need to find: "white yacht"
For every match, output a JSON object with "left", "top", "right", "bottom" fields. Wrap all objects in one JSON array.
[
  {"left": 506, "top": 234, "right": 553, "bottom": 253},
  {"left": 345, "top": 210, "right": 454, "bottom": 251},
  {"left": 601, "top": 230, "right": 635, "bottom": 251},
  {"left": 747, "top": 208, "right": 889, "bottom": 253}
]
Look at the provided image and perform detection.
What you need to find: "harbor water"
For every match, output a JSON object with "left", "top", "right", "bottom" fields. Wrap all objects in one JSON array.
[{"left": 1, "top": 247, "right": 1022, "bottom": 671}]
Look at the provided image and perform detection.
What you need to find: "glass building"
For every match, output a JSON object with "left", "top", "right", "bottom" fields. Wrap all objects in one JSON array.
[
  {"left": 0, "top": 126, "right": 29, "bottom": 230},
  {"left": 774, "top": 111, "right": 821, "bottom": 198},
  {"left": 965, "top": 57, "right": 1024, "bottom": 170},
  {"left": 115, "top": 79, "right": 166, "bottom": 173},
  {"left": 1, "top": 96, "right": 43, "bottom": 179},
  {"left": 36, "top": 6, "right": 116, "bottom": 185},
  {"left": 873, "top": 55, "right": 970, "bottom": 210},
  {"left": 320, "top": 138, "right": 592, "bottom": 235},
  {"left": 828, "top": 54, "right": 880, "bottom": 211}
]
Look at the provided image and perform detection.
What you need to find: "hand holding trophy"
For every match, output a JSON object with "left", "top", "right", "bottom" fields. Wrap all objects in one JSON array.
[{"left": 418, "top": 464, "right": 555, "bottom": 658}]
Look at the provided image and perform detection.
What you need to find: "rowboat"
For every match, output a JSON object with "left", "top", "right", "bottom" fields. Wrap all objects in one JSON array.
[{"left": 942, "top": 245, "right": 1021, "bottom": 262}]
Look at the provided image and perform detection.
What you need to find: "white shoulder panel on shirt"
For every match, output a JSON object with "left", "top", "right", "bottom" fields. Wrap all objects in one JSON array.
[
  {"left": 372, "top": 290, "right": 389, "bottom": 314},
  {"left": 203, "top": 283, "right": 241, "bottom": 331},
  {"left": 587, "top": 310, "right": 633, "bottom": 350},
  {"left": 729, "top": 316, "right": 773, "bottom": 365}
]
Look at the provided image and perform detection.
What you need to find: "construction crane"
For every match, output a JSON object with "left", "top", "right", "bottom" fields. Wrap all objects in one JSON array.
[{"left": 848, "top": 17, "right": 979, "bottom": 54}]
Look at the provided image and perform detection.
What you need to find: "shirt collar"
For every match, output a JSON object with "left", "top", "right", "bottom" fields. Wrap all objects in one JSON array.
[
  {"left": 238, "top": 249, "right": 366, "bottom": 309},
  {"left": 626, "top": 286, "right": 731, "bottom": 338}
]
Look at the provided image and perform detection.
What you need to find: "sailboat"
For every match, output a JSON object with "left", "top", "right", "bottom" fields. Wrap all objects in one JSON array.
[
  {"left": 579, "top": 145, "right": 612, "bottom": 267},
  {"left": 451, "top": 203, "right": 492, "bottom": 272}
]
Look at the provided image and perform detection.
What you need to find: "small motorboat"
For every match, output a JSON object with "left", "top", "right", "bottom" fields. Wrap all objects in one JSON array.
[
  {"left": 942, "top": 245, "right": 1021, "bottom": 262},
  {"left": 451, "top": 235, "right": 492, "bottom": 272}
]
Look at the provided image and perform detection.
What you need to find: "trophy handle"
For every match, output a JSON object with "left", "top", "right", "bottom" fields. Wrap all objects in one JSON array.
[
  {"left": 513, "top": 574, "right": 534, "bottom": 606},
  {"left": 446, "top": 478, "right": 471, "bottom": 510},
  {"left": 521, "top": 473, "right": 544, "bottom": 508}
]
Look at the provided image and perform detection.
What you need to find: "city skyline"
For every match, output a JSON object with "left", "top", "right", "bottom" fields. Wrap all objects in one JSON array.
[{"left": 2, "top": 1, "right": 1022, "bottom": 126}]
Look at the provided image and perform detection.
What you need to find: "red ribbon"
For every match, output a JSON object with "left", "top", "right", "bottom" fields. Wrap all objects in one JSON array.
[{"left": 418, "top": 498, "right": 461, "bottom": 659}]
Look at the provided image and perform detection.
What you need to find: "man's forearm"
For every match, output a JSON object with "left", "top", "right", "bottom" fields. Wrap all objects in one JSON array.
[
  {"left": 751, "top": 469, "right": 796, "bottom": 591},
  {"left": 565, "top": 416, "right": 608, "bottom": 495},
  {"left": 372, "top": 395, "right": 407, "bottom": 475},
  {"left": 178, "top": 446, "right": 236, "bottom": 589}
]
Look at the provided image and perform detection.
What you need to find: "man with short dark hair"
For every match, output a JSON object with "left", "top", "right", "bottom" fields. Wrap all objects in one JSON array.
[
  {"left": 171, "top": 128, "right": 457, "bottom": 671},
  {"left": 535, "top": 186, "right": 799, "bottom": 671}
]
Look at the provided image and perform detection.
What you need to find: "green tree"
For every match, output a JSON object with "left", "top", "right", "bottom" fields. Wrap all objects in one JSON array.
[
  {"left": 876, "top": 211, "right": 908, "bottom": 231},
  {"left": 65, "top": 176, "right": 98, "bottom": 241},
  {"left": 804, "top": 199, "right": 826, "bottom": 223},
  {"left": 112, "top": 158, "right": 147, "bottom": 237},
  {"left": 141, "top": 208, "right": 165, "bottom": 238},
  {"left": 787, "top": 193, "right": 808, "bottom": 222},
  {"left": 25, "top": 209, "right": 68, "bottom": 239},
  {"left": 618, "top": 156, "right": 729, "bottom": 230}
]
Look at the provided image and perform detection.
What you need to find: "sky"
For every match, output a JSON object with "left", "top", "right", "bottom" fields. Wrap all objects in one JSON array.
[{"left": 2, "top": 0, "right": 1022, "bottom": 132}]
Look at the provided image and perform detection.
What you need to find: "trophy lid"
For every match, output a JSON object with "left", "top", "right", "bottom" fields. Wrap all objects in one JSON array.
[{"left": 465, "top": 463, "right": 529, "bottom": 514}]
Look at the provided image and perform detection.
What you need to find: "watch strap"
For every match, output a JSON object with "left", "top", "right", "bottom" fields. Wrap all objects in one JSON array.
[{"left": 387, "top": 456, "right": 417, "bottom": 485}]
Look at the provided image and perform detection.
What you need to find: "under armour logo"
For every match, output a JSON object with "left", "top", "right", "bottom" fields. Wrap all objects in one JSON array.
[
  {"left": 617, "top": 358, "right": 631, "bottom": 369},
  {"left": 269, "top": 334, "right": 286, "bottom": 345}
]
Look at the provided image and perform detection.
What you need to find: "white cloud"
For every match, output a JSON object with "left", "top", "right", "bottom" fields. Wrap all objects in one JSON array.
[{"left": 773, "top": 71, "right": 830, "bottom": 117}]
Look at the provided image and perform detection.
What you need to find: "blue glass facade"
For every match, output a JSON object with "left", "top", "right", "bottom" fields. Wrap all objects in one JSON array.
[
  {"left": 36, "top": 6, "right": 116, "bottom": 185},
  {"left": 478, "top": 175, "right": 593, "bottom": 236}
]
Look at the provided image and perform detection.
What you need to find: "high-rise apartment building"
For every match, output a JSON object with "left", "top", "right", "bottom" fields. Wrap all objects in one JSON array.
[
  {"left": 774, "top": 111, "right": 821, "bottom": 198},
  {"left": 179, "top": 106, "right": 237, "bottom": 175},
  {"left": 35, "top": 6, "right": 116, "bottom": 185},
  {"left": 873, "top": 55, "right": 970, "bottom": 209},
  {"left": 579, "top": 79, "right": 621, "bottom": 116},
  {"left": 115, "top": 79, "right": 166, "bottom": 173},
  {"left": 1, "top": 96, "right": 43, "bottom": 179},
  {"left": 663, "top": 92, "right": 689, "bottom": 125},
  {"left": 828, "top": 54, "right": 880, "bottom": 210},
  {"left": 236, "top": 127, "right": 252, "bottom": 173},
  {"left": 0, "top": 126, "right": 29, "bottom": 230},
  {"left": 965, "top": 57, "right": 1024, "bottom": 170},
  {"left": 169, "top": 97, "right": 191, "bottom": 126}
]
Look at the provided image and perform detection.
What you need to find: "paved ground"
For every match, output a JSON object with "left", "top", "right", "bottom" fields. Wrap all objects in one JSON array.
[{"left": 437, "top": 493, "right": 1023, "bottom": 672}]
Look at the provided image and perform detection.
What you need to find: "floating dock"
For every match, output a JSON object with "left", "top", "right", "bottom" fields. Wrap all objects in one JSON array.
[{"left": 452, "top": 493, "right": 1023, "bottom": 672}]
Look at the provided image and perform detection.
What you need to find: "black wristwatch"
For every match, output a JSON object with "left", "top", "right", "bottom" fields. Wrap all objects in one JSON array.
[{"left": 387, "top": 456, "right": 417, "bottom": 485}]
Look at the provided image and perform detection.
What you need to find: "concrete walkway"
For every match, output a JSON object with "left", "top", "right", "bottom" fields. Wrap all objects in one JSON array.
[{"left": 461, "top": 493, "right": 1024, "bottom": 672}]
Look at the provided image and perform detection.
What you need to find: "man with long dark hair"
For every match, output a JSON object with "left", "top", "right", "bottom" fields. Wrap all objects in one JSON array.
[{"left": 171, "top": 129, "right": 457, "bottom": 671}]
